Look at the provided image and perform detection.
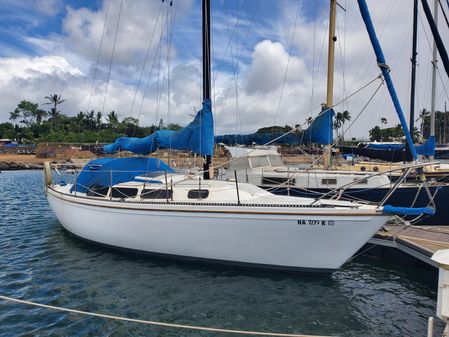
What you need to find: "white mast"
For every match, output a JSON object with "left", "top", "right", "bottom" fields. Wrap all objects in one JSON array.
[{"left": 430, "top": 0, "right": 438, "bottom": 158}]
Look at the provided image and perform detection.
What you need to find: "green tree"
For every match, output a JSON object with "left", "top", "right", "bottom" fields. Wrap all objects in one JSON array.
[
  {"left": 0, "top": 122, "right": 16, "bottom": 139},
  {"left": 369, "top": 126, "right": 382, "bottom": 141},
  {"left": 166, "top": 123, "right": 182, "bottom": 131},
  {"left": 9, "top": 100, "right": 41, "bottom": 127},
  {"left": 256, "top": 125, "right": 292, "bottom": 134}
]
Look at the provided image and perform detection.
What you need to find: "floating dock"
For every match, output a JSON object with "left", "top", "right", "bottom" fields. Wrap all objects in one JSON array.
[{"left": 367, "top": 224, "right": 449, "bottom": 267}]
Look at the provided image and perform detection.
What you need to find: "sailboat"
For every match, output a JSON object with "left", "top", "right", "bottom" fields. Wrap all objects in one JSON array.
[
  {"left": 44, "top": 0, "right": 430, "bottom": 273},
  {"left": 217, "top": 0, "right": 449, "bottom": 225}
]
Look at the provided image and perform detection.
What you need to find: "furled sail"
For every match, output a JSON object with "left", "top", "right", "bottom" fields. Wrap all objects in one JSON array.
[
  {"left": 215, "top": 108, "right": 335, "bottom": 146},
  {"left": 104, "top": 99, "right": 214, "bottom": 156}
]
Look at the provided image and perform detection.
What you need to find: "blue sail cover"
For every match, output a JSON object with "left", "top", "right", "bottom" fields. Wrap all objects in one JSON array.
[
  {"left": 366, "top": 136, "right": 435, "bottom": 156},
  {"left": 70, "top": 157, "right": 174, "bottom": 193},
  {"left": 383, "top": 205, "right": 435, "bottom": 216},
  {"left": 415, "top": 136, "right": 436, "bottom": 156},
  {"left": 303, "top": 108, "right": 334, "bottom": 145},
  {"left": 104, "top": 100, "right": 214, "bottom": 156},
  {"left": 215, "top": 133, "right": 304, "bottom": 146},
  {"left": 215, "top": 108, "right": 334, "bottom": 146}
]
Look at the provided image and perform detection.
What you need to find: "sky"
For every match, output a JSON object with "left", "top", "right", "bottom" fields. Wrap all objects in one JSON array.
[{"left": 0, "top": 0, "right": 448, "bottom": 139}]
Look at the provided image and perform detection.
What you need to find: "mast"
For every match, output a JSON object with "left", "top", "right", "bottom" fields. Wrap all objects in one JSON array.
[
  {"left": 202, "top": 0, "right": 212, "bottom": 179},
  {"left": 430, "top": 0, "right": 438, "bottom": 151},
  {"left": 409, "top": 0, "right": 418, "bottom": 134},
  {"left": 324, "top": 0, "right": 337, "bottom": 169}
]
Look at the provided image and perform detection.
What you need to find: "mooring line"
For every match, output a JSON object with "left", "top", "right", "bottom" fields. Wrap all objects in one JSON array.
[{"left": 0, "top": 295, "right": 330, "bottom": 337}]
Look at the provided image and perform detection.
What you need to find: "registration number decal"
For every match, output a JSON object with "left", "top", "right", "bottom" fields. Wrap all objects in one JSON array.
[{"left": 297, "top": 220, "right": 335, "bottom": 226}]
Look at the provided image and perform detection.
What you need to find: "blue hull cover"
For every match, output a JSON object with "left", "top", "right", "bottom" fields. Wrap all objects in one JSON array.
[
  {"left": 366, "top": 136, "right": 435, "bottom": 157},
  {"left": 104, "top": 100, "right": 214, "bottom": 156},
  {"left": 70, "top": 157, "right": 174, "bottom": 193},
  {"left": 215, "top": 108, "right": 334, "bottom": 146}
]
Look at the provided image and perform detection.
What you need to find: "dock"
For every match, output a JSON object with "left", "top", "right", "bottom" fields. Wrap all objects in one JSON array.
[{"left": 367, "top": 224, "right": 449, "bottom": 267}]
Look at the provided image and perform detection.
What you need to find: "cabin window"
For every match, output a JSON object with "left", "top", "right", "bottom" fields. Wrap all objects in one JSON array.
[
  {"left": 141, "top": 189, "right": 172, "bottom": 199},
  {"left": 250, "top": 156, "right": 270, "bottom": 168},
  {"left": 111, "top": 187, "right": 138, "bottom": 198},
  {"left": 321, "top": 178, "right": 337, "bottom": 185},
  {"left": 354, "top": 178, "right": 368, "bottom": 184},
  {"left": 86, "top": 186, "right": 109, "bottom": 197},
  {"left": 262, "top": 177, "right": 294, "bottom": 185},
  {"left": 188, "top": 189, "right": 209, "bottom": 199}
]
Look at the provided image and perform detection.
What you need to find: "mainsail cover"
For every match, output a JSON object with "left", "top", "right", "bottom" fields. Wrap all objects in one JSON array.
[
  {"left": 215, "top": 108, "right": 335, "bottom": 146},
  {"left": 104, "top": 100, "right": 214, "bottom": 156}
]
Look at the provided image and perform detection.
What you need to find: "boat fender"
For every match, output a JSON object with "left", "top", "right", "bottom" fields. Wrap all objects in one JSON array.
[
  {"left": 44, "top": 162, "right": 52, "bottom": 186},
  {"left": 360, "top": 166, "right": 366, "bottom": 172},
  {"left": 373, "top": 166, "right": 379, "bottom": 172}
]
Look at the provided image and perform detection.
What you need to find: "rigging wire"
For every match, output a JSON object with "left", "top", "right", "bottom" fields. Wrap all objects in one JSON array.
[
  {"left": 214, "top": 0, "right": 259, "bottom": 128},
  {"left": 273, "top": 0, "right": 301, "bottom": 125},
  {"left": 212, "top": 0, "right": 249, "bottom": 88},
  {"left": 347, "top": 0, "right": 395, "bottom": 95},
  {"left": 127, "top": 2, "right": 164, "bottom": 120},
  {"left": 134, "top": 3, "right": 171, "bottom": 135},
  {"left": 438, "top": 0, "right": 449, "bottom": 29},
  {"left": 86, "top": 0, "right": 111, "bottom": 114},
  {"left": 418, "top": 9, "right": 449, "bottom": 106},
  {"left": 97, "top": 0, "right": 124, "bottom": 143},
  {"left": 188, "top": 73, "right": 385, "bottom": 183}
]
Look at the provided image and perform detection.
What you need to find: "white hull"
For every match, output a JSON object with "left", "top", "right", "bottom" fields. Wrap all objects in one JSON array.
[{"left": 47, "top": 187, "right": 388, "bottom": 272}]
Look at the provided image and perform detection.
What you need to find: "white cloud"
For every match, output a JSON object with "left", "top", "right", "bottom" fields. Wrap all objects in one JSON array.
[
  {"left": 244, "top": 40, "right": 307, "bottom": 94},
  {"left": 0, "top": 0, "right": 448, "bottom": 141}
]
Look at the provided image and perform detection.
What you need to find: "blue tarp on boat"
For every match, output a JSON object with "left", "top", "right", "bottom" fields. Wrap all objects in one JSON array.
[
  {"left": 70, "top": 157, "right": 174, "bottom": 193},
  {"left": 365, "top": 136, "right": 435, "bottom": 157},
  {"left": 104, "top": 99, "right": 214, "bottom": 156}
]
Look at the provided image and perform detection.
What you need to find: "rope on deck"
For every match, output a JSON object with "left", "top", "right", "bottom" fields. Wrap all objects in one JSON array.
[{"left": 0, "top": 295, "right": 330, "bottom": 337}]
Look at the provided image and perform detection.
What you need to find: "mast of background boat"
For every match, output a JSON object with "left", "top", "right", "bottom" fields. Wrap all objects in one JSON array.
[
  {"left": 409, "top": 0, "right": 418, "bottom": 134},
  {"left": 203, "top": 0, "right": 212, "bottom": 179},
  {"left": 430, "top": 0, "right": 438, "bottom": 159},
  {"left": 323, "top": 0, "right": 337, "bottom": 170}
]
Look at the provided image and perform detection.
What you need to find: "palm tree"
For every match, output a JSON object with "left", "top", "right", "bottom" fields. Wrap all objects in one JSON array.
[
  {"left": 44, "top": 94, "right": 65, "bottom": 129},
  {"left": 416, "top": 109, "right": 430, "bottom": 136},
  {"left": 333, "top": 110, "right": 351, "bottom": 143},
  {"left": 106, "top": 111, "right": 119, "bottom": 128},
  {"left": 96, "top": 111, "right": 103, "bottom": 130},
  {"left": 34, "top": 109, "right": 47, "bottom": 125}
]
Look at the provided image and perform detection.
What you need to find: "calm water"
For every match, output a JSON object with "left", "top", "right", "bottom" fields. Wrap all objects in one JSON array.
[{"left": 0, "top": 170, "right": 443, "bottom": 336}]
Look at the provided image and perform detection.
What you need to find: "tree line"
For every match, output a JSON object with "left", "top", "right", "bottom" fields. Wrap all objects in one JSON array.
[
  {"left": 0, "top": 95, "right": 182, "bottom": 144},
  {"left": 369, "top": 109, "right": 449, "bottom": 143}
]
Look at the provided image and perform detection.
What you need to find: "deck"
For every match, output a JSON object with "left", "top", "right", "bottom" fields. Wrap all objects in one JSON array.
[{"left": 368, "top": 224, "right": 449, "bottom": 267}]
